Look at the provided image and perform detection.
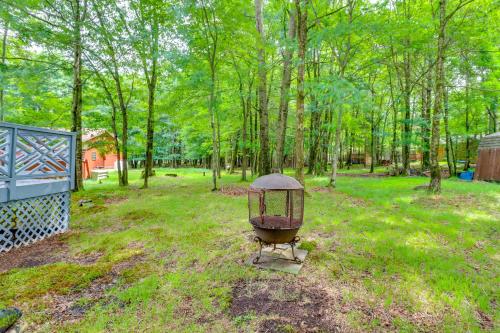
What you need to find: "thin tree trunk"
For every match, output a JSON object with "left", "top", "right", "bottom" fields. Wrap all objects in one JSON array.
[
  {"left": 401, "top": 44, "right": 412, "bottom": 176},
  {"left": 388, "top": 68, "right": 399, "bottom": 171},
  {"left": 294, "top": 0, "right": 307, "bottom": 185},
  {"left": 464, "top": 73, "right": 471, "bottom": 170},
  {"left": 143, "top": 77, "right": 157, "bottom": 188},
  {"left": 275, "top": 9, "right": 296, "bottom": 173},
  {"left": 209, "top": 76, "right": 218, "bottom": 190},
  {"left": 255, "top": 0, "right": 271, "bottom": 175},
  {"left": 329, "top": 108, "right": 343, "bottom": 187},
  {"left": 429, "top": 0, "right": 446, "bottom": 193},
  {"left": 229, "top": 130, "right": 240, "bottom": 173},
  {"left": 444, "top": 85, "right": 454, "bottom": 176},
  {"left": 217, "top": 110, "right": 221, "bottom": 178},
  {"left": 71, "top": 0, "right": 84, "bottom": 191},
  {"left": 142, "top": 16, "right": 159, "bottom": 189},
  {"left": 422, "top": 58, "right": 432, "bottom": 170},
  {"left": 0, "top": 23, "right": 8, "bottom": 122},
  {"left": 249, "top": 96, "right": 254, "bottom": 177},
  {"left": 370, "top": 107, "right": 375, "bottom": 173}
]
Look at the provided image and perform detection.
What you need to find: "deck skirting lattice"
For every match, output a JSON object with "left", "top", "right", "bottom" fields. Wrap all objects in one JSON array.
[{"left": 0, "top": 191, "right": 70, "bottom": 252}]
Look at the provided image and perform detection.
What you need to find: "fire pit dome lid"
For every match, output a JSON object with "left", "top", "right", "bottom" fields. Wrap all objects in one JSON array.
[{"left": 249, "top": 173, "right": 304, "bottom": 190}]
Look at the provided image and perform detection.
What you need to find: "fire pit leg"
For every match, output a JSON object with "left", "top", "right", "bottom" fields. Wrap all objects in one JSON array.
[
  {"left": 253, "top": 236, "right": 263, "bottom": 264},
  {"left": 289, "top": 236, "right": 302, "bottom": 264}
]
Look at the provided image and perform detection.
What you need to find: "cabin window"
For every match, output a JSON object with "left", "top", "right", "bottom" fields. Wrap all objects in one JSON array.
[{"left": 91, "top": 152, "right": 97, "bottom": 161}]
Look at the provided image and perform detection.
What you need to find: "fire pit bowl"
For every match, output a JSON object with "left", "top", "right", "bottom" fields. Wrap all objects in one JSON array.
[{"left": 248, "top": 173, "right": 304, "bottom": 263}]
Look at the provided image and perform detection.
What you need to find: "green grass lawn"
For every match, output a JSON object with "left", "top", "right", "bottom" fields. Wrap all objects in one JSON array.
[{"left": 0, "top": 168, "right": 498, "bottom": 332}]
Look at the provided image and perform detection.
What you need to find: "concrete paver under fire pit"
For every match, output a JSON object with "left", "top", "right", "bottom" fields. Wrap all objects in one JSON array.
[{"left": 246, "top": 244, "right": 308, "bottom": 274}]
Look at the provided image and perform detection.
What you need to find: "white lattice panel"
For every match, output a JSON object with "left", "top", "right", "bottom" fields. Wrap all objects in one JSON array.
[
  {"left": 0, "top": 128, "right": 10, "bottom": 178},
  {"left": 15, "top": 130, "right": 70, "bottom": 176},
  {"left": 0, "top": 192, "right": 70, "bottom": 252}
]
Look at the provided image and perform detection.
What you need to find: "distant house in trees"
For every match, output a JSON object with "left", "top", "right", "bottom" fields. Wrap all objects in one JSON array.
[{"left": 82, "top": 130, "right": 122, "bottom": 179}]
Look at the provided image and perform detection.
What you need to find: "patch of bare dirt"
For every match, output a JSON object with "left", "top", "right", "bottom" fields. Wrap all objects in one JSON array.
[
  {"left": 411, "top": 193, "right": 485, "bottom": 209},
  {"left": 121, "top": 209, "right": 159, "bottom": 222},
  {"left": 232, "top": 277, "right": 445, "bottom": 332},
  {"left": 310, "top": 187, "right": 333, "bottom": 193},
  {"left": 231, "top": 279, "right": 344, "bottom": 332},
  {"left": 344, "top": 298, "right": 443, "bottom": 331},
  {"left": 43, "top": 253, "right": 145, "bottom": 324},
  {"left": 259, "top": 318, "right": 296, "bottom": 333},
  {"left": 0, "top": 233, "right": 101, "bottom": 273},
  {"left": 476, "top": 309, "right": 493, "bottom": 330},
  {"left": 104, "top": 195, "right": 128, "bottom": 205},
  {"left": 219, "top": 185, "right": 248, "bottom": 196}
]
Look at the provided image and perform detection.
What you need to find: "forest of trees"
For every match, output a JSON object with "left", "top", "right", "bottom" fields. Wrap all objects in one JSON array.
[{"left": 0, "top": 0, "right": 498, "bottom": 193}]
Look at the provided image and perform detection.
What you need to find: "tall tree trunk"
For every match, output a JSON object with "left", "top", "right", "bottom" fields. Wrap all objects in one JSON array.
[
  {"left": 329, "top": 108, "right": 343, "bottom": 187},
  {"left": 71, "top": 0, "right": 84, "bottom": 191},
  {"left": 229, "top": 130, "right": 240, "bottom": 173},
  {"left": 388, "top": 69, "right": 399, "bottom": 171},
  {"left": 109, "top": 101, "right": 123, "bottom": 186},
  {"left": 429, "top": 0, "right": 446, "bottom": 193},
  {"left": 249, "top": 95, "right": 254, "bottom": 177},
  {"left": 142, "top": 17, "right": 159, "bottom": 189},
  {"left": 370, "top": 107, "right": 375, "bottom": 173},
  {"left": 294, "top": 0, "right": 307, "bottom": 185},
  {"left": 254, "top": 92, "right": 259, "bottom": 174},
  {"left": 209, "top": 73, "right": 218, "bottom": 190},
  {"left": 444, "top": 85, "right": 454, "bottom": 176},
  {"left": 217, "top": 110, "right": 222, "bottom": 178},
  {"left": 0, "top": 23, "right": 8, "bottom": 122},
  {"left": 307, "top": 48, "right": 322, "bottom": 175},
  {"left": 237, "top": 73, "right": 252, "bottom": 181},
  {"left": 275, "top": 9, "right": 296, "bottom": 173},
  {"left": 143, "top": 77, "right": 157, "bottom": 188},
  {"left": 321, "top": 108, "right": 333, "bottom": 171},
  {"left": 464, "top": 73, "right": 471, "bottom": 171},
  {"left": 422, "top": 58, "right": 432, "bottom": 170},
  {"left": 254, "top": 0, "right": 271, "bottom": 175},
  {"left": 329, "top": 0, "right": 353, "bottom": 185},
  {"left": 401, "top": 45, "right": 412, "bottom": 175}
]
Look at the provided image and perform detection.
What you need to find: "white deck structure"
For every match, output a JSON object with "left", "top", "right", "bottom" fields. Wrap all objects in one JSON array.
[{"left": 0, "top": 123, "right": 75, "bottom": 252}]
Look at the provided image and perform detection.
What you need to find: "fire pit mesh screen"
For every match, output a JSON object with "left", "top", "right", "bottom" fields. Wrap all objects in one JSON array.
[
  {"left": 265, "top": 191, "right": 287, "bottom": 217},
  {"left": 248, "top": 189, "right": 303, "bottom": 230},
  {"left": 292, "top": 190, "right": 303, "bottom": 223},
  {"left": 248, "top": 190, "right": 261, "bottom": 221}
]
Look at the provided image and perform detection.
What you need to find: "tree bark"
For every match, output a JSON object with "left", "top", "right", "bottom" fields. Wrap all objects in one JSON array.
[
  {"left": 71, "top": 0, "right": 84, "bottom": 191},
  {"left": 254, "top": 0, "right": 271, "bottom": 175},
  {"left": 200, "top": 4, "right": 219, "bottom": 190},
  {"left": 422, "top": 58, "right": 432, "bottom": 170},
  {"left": 388, "top": 68, "right": 399, "bottom": 171},
  {"left": 229, "top": 130, "right": 240, "bottom": 173},
  {"left": 401, "top": 44, "right": 412, "bottom": 175},
  {"left": 429, "top": 0, "right": 446, "bottom": 193},
  {"left": 329, "top": 108, "right": 343, "bottom": 187},
  {"left": 92, "top": 3, "right": 129, "bottom": 186},
  {"left": 275, "top": 9, "right": 296, "bottom": 173},
  {"left": 307, "top": 48, "right": 322, "bottom": 175},
  {"left": 0, "top": 22, "right": 8, "bottom": 122},
  {"left": 294, "top": 0, "right": 307, "bottom": 185},
  {"left": 142, "top": 15, "right": 159, "bottom": 189},
  {"left": 463, "top": 72, "right": 471, "bottom": 170},
  {"left": 370, "top": 106, "right": 375, "bottom": 173},
  {"left": 444, "top": 85, "right": 454, "bottom": 176}
]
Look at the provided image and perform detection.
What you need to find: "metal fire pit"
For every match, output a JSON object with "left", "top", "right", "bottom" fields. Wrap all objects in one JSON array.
[{"left": 248, "top": 173, "right": 304, "bottom": 264}]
